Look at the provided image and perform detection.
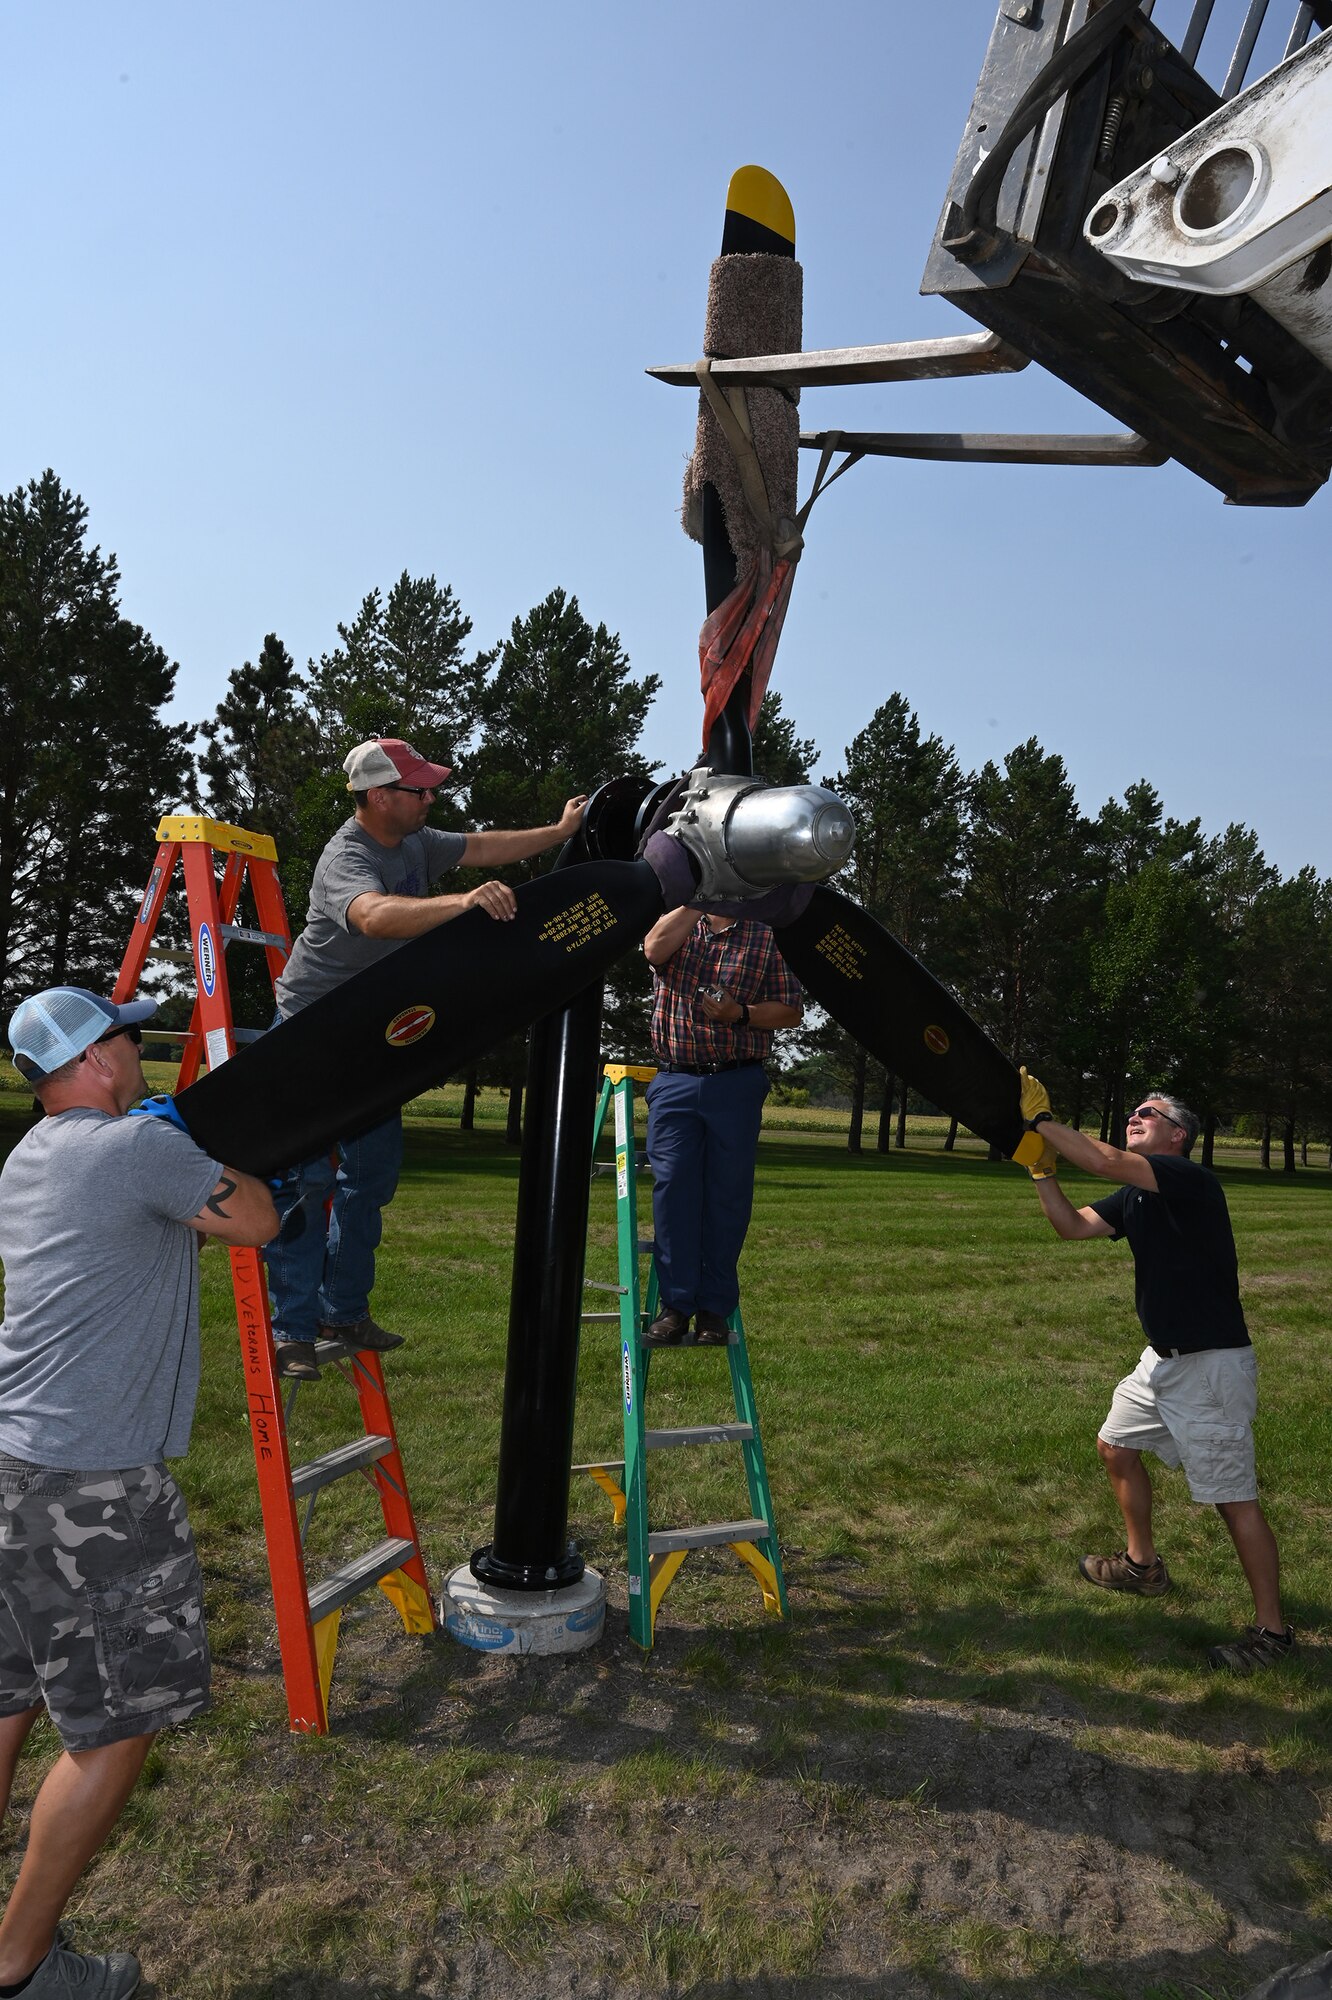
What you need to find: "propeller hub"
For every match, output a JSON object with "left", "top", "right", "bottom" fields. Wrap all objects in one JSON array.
[{"left": 664, "top": 766, "right": 854, "bottom": 903}]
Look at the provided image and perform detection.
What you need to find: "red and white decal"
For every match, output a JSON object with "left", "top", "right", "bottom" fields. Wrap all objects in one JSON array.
[
  {"left": 385, "top": 1005, "right": 436, "bottom": 1049},
  {"left": 923, "top": 1024, "right": 950, "bottom": 1056}
]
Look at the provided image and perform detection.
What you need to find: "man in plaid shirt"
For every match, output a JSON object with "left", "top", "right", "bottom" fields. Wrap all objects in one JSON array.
[{"left": 642, "top": 908, "right": 803, "bottom": 1345}]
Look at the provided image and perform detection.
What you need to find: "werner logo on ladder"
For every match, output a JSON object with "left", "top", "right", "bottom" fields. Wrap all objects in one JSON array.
[{"left": 115, "top": 813, "right": 436, "bottom": 1734}]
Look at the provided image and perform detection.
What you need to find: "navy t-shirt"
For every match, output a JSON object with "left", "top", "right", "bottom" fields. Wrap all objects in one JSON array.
[{"left": 1090, "top": 1153, "right": 1250, "bottom": 1355}]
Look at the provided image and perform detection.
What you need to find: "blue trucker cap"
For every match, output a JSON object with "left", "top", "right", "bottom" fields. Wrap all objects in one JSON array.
[{"left": 7, "top": 986, "right": 157, "bottom": 1081}]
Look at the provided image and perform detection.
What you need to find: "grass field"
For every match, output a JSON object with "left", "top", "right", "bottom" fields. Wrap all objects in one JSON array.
[{"left": 1, "top": 1076, "right": 1329, "bottom": 1998}]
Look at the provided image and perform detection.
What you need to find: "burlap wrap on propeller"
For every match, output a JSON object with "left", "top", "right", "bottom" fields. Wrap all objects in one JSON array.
[{"left": 682, "top": 254, "right": 803, "bottom": 561}]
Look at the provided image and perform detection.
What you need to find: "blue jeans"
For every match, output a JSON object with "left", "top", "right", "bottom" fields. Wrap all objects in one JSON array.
[
  {"left": 645, "top": 1065, "right": 769, "bottom": 1317},
  {"left": 264, "top": 1113, "right": 404, "bottom": 1346}
]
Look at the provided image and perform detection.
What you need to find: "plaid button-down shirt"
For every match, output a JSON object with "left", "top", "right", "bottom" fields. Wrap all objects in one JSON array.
[{"left": 649, "top": 916, "right": 802, "bottom": 1069}]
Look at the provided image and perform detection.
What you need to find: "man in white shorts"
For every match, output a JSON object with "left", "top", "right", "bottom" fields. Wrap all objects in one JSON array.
[{"left": 1015, "top": 1075, "right": 1291, "bottom": 1675}]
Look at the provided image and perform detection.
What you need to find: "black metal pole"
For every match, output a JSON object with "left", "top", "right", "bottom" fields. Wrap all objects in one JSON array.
[
  {"left": 469, "top": 784, "right": 659, "bottom": 1592},
  {"left": 469, "top": 960, "right": 602, "bottom": 1590}
]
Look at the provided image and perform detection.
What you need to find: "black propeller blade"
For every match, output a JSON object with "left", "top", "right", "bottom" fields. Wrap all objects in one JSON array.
[
  {"left": 174, "top": 858, "right": 664, "bottom": 1178},
  {"left": 774, "top": 884, "right": 1027, "bottom": 1159}
]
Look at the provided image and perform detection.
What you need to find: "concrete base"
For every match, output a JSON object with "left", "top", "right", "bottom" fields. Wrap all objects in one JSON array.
[{"left": 441, "top": 1563, "right": 606, "bottom": 1656}]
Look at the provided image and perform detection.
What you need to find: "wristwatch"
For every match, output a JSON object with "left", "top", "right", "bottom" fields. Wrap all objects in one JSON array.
[
  {"left": 737, "top": 1003, "right": 751, "bottom": 1027},
  {"left": 1027, "top": 1110, "right": 1053, "bottom": 1131}
]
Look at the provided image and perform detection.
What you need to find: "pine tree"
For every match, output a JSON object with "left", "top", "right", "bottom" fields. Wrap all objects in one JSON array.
[
  {"left": 465, "top": 588, "right": 661, "bottom": 1128},
  {"left": 820, "top": 695, "right": 967, "bottom": 1150},
  {"left": 750, "top": 691, "right": 816, "bottom": 786},
  {"left": 300, "top": 571, "right": 491, "bottom": 858},
  {"left": 958, "top": 738, "right": 1092, "bottom": 1080},
  {"left": 0, "top": 472, "right": 191, "bottom": 1010}
]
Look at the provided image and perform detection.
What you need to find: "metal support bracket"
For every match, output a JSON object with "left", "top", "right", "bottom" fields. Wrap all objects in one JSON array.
[
  {"left": 647, "top": 329, "right": 1031, "bottom": 391},
  {"left": 799, "top": 429, "right": 1166, "bottom": 466}
]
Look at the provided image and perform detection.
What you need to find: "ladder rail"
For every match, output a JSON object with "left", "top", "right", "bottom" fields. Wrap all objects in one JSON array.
[
  {"left": 579, "top": 1064, "right": 788, "bottom": 1648},
  {"left": 118, "top": 819, "right": 436, "bottom": 1732}
]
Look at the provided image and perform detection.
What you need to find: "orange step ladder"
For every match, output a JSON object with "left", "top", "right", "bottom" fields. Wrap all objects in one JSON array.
[{"left": 113, "top": 813, "right": 436, "bottom": 1732}]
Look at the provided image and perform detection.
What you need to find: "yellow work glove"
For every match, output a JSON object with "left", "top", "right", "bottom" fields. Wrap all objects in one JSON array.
[
  {"left": 1028, "top": 1140, "right": 1059, "bottom": 1182},
  {"left": 1019, "top": 1065, "right": 1052, "bottom": 1126}
]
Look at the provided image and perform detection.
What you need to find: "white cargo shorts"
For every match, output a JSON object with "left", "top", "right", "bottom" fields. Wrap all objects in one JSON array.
[{"left": 1098, "top": 1344, "right": 1258, "bottom": 1504}]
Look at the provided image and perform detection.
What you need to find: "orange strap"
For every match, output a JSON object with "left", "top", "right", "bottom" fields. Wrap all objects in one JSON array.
[{"left": 698, "top": 551, "right": 796, "bottom": 752}]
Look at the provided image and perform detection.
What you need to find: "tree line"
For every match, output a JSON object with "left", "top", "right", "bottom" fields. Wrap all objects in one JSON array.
[
  {"left": 2, "top": 471, "right": 1327, "bottom": 1168},
  {"left": 815, "top": 697, "right": 1332, "bottom": 1172}
]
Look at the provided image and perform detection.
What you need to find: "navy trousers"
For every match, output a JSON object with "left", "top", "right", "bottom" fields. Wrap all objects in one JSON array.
[{"left": 645, "top": 1065, "right": 770, "bottom": 1317}]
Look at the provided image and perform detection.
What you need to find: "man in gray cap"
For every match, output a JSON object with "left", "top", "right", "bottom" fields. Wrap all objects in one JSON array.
[
  {"left": 266, "top": 737, "right": 587, "bottom": 1379},
  {"left": 0, "top": 987, "right": 276, "bottom": 1998}
]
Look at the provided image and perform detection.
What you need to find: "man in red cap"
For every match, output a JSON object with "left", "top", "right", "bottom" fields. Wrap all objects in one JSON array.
[{"left": 266, "top": 737, "right": 587, "bottom": 1378}]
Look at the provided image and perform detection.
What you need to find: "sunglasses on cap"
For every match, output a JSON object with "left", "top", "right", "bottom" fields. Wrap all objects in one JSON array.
[{"left": 1130, "top": 1103, "right": 1183, "bottom": 1130}]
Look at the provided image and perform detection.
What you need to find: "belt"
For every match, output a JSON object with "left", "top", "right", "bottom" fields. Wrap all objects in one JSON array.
[
  {"left": 1152, "top": 1346, "right": 1188, "bottom": 1359},
  {"left": 658, "top": 1058, "right": 765, "bottom": 1077}
]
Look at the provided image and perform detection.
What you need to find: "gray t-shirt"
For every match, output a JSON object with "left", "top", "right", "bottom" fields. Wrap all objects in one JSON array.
[
  {"left": 275, "top": 817, "right": 468, "bottom": 1016},
  {"left": 0, "top": 1109, "right": 222, "bottom": 1468}
]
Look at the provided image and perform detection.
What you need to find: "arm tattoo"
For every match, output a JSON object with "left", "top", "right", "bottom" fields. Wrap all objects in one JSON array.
[{"left": 205, "top": 1175, "right": 237, "bottom": 1218}]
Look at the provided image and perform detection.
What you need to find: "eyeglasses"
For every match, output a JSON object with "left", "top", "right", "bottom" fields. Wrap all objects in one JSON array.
[
  {"left": 86, "top": 1023, "right": 143, "bottom": 1054},
  {"left": 387, "top": 783, "right": 439, "bottom": 799},
  {"left": 1130, "top": 1103, "right": 1183, "bottom": 1130}
]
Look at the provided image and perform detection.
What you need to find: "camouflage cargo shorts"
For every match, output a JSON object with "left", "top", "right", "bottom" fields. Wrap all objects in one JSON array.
[{"left": 0, "top": 1455, "right": 211, "bottom": 1751}]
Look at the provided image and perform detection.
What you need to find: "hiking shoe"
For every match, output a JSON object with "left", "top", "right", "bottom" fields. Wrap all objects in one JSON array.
[
  {"left": 642, "top": 1308, "right": 690, "bottom": 1347},
  {"left": 275, "top": 1341, "right": 321, "bottom": 1382},
  {"left": 693, "top": 1309, "right": 732, "bottom": 1345},
  {"left": 1078, "top": 1550, "right": 1172, "bottom": 1596},
  {"left": 319, "top": 1317, "right": 404, "bottom": 1353},
  {"left": 19, "top": 1936, "right": 140, "bottom": 1997},
  {"left": 1207, "top": 1624, "right": 1295, "bottom": 1674}
]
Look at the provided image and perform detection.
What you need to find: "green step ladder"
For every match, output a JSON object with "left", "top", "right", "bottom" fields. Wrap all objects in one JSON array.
[{"left": 576, "top": 1063, "right": 788, "bottom": 1650}]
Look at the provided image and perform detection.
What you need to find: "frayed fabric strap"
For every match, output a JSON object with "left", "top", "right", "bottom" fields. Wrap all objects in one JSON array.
[{"left": 694, "top": 359, "right": 803, "bottom": 563}]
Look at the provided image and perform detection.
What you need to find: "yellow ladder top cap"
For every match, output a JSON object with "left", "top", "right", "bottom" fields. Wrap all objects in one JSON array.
[
  {"left": 604, "top": 1063, "right": 658, "bottom": 1084},
  {"left": 155, "top": 814, "right": 279, "bottom": 862}
]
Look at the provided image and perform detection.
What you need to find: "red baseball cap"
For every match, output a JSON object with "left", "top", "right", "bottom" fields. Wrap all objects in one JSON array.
[{"left": 343, "top": 737, "right": 452, "bottom": 792}]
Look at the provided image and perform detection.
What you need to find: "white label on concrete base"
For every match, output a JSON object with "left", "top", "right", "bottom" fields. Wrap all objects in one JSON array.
[{"left": 441, "top": 1563, "right": 607, "bottom": 1656}]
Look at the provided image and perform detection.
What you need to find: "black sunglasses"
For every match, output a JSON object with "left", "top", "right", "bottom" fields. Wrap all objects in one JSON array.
[
  {"left": 387, "top": 783, "right": 439, "bottom": 799},
  {"left": 1130, "top": 1103, "right": 1183, "bottom": 1130},
  {"left": 86, "top": 1022, "right": 143, "bottom": 1053}
]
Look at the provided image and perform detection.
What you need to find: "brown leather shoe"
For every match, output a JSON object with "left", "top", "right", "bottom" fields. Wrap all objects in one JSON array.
[
  {"left": 642, "top": 1308, "right": 690, "bottom": 1347},
  {"left": 693, "top": 1310, "right": 732, "bottom": 1345},
  {"left": 275, "top": 1341, "right": 322, "bottom": 1381},
  {"left": 319, "top": 1317, "right": 404, "bottom": 1353},
  {"left": 1207, "top": 1624, "right": 1295, "bottom": 1673},
  {"left": 1078, "top": 1550, "right": 1172, "bottom": 1596}
]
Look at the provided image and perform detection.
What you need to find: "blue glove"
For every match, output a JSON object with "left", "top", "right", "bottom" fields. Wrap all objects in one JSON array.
[{"left": 128, "top": 1094, "right": 189, "bottom": 1135}]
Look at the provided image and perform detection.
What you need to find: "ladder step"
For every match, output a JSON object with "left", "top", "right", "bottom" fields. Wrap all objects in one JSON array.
[
  {"left": 221, "top": 923, "right": 289, "bottom": 950},
  {"left": 648, "top": 1517, "right": 771, "bottom": 1554},
  {"left": 312, "top": 1334, "right": 359, "bottom": 1362},
  {"left": 644, "top": 1423, "right": 754, "bottom": 1450},
  {"left": 572, "top": 1457, "right": 626, "bottom": 1473},
  {"left": 148, "top": 946, "right": 194, "bottom": 963},
  {"left": 583, "top": 1280, "right": 628, "bottom": 1295},
  {"left": 306, "top": 1536, "right": 419, "bottom": 1624},
  {"left": 581, "top": 1312, "right": 623, "bottom": 1323},
  {"left": 290, "top": 1433, "right": 393, "bottom": 1498}
]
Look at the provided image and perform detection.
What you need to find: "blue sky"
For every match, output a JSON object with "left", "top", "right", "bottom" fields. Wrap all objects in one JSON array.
[{"left": 4, "top": 1, "right": 1325, "bottom": 876}]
